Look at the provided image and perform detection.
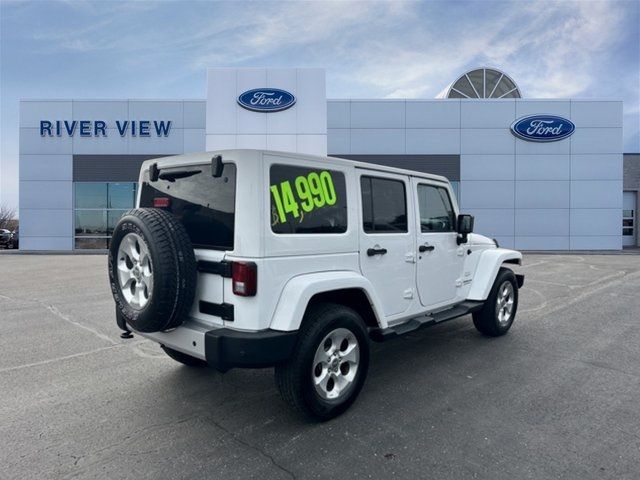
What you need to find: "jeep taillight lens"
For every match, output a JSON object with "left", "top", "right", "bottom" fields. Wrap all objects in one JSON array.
[
  {"left": 232, "top": 262, "right": 257, "bottom": 296},
  {"left": 153, "top": 197, "right": 170, "bottom": 208}
]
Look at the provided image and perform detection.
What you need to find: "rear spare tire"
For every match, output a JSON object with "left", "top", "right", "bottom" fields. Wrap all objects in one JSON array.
[{"left": 108, "top": 208, "right": 197, "bottom": 333}]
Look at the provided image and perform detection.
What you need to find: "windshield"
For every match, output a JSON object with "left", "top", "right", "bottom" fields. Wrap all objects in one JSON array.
[{"left": 139, "top": 162, "right": 236, "bottom": 250}]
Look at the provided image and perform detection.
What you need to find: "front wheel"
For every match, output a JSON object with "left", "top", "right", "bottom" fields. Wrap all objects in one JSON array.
[
  {"left": 473, "top": 268, "right": 519, "bottom": 337},
  {"left": 275, "top": 303, "right": 370, "bottom": 421}
]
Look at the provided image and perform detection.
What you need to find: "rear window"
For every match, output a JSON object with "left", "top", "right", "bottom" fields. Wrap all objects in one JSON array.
[
  {"left": 140, "top": 162, "right": 236, "bottom": 250},
  {"left": 270, "top": 165, "right": 347, "bottom": 234}
]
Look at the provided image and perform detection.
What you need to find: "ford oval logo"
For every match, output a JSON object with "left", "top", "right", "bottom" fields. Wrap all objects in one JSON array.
[
  {"left": 511, "top": 115, "right": 575, "bottom": 142},
  {"left": 237, "top": 88, "right": 296, "bottom": 112}
]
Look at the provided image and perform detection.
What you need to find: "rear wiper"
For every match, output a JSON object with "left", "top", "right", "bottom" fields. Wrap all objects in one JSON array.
[{"left": 157, "top": 169, "right": 202, "bottom": 182}]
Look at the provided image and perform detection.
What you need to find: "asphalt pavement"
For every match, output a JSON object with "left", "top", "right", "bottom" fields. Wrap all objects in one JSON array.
[{"left": 1, "top": 253, "right": 639, "bottom": 479}]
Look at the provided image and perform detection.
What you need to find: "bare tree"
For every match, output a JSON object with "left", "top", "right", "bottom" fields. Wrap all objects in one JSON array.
[{"left": 0, "top": 204, "right": 17, "bottom": 230}]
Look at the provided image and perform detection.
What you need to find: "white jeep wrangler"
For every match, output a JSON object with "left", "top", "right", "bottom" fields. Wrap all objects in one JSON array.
[{"left": 109, "top": 149, "right": 523, "bottom": 420}]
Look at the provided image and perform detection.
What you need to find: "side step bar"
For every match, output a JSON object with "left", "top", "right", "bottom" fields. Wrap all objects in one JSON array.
[{"left": 369, "top": 300, "right": 485, "bottom": 342}]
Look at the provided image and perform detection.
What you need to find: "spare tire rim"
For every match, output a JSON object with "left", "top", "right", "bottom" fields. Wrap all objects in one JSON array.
[
  {"left": 312, "top": 328, "right": 360, "bottom": 401},
  {"left": 117, "top": 232, "right": 153, "bottom": 310}
]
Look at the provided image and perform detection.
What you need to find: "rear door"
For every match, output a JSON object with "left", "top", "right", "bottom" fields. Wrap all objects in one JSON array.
[
  {"left": 139, "top": 161, "right": 237, "bottom": 324},
  {"left": 412, "top": 179, "right": 464, "bottom": 310},
  {"left": 358, "top": 171, "right": 416, "bottom": 317}
]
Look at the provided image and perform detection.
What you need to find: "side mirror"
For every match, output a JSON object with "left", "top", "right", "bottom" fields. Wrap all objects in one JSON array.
[
  {"left": 456, "top": 214, "right": 474, "bottom": 245},
  {"left": 457, "top": 214, "right": 474, "bottom": 234}
]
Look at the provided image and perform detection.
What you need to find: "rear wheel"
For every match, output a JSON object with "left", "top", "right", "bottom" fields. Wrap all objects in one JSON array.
[
  {"left": 161, "top": 345, "right": 208, "bottom": 367},
  {"left": 275, "top": 303, "right": 370, "bottom": 421},
  {"left": 473, "top": 267, "right": 518, "bottom": 337}
]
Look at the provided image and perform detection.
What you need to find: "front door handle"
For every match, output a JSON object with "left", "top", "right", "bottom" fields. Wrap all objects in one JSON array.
[
  {"left": 419, "top": 244, "right": 435, "bottom": 253},
  {"left": 367, "top": 247, "right": 388, "bottom": 256}
]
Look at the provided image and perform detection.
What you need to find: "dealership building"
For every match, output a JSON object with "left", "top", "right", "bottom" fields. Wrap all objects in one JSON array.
[{"left": 18, "top": 67, "right": 639, "bottom": 251}]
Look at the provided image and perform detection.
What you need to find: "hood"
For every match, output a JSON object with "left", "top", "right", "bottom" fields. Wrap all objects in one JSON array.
[{"left": 468, "top": 233, "right": 498, "bottom": 247}]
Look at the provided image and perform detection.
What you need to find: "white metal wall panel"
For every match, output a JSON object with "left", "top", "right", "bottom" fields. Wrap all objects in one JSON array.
[
  {"left": 461, "top": 155, "right": 514, "bottom": 180},
  {"left": 460, "top": 181, "right": 515, "bottom": 209},
  {"left": 570, "top": 180, "right": 623, "bottom": 208},
  {"left": 516, "top": 181, "right": 570, "bottom": 209},
  {"left": 20, "top": 181, "right": 72, "bottom": 210},
  {"left": 206, "top": 67, "right": 326, "bottom": 155},
  {"left": 405, "top": 100, "right": 460, "bottom": 129},
  {"left": 327, "top": 101, "right": 350, "bottom": 129},
  {"left": 406, "top": 129, "right": 460, "bottom": 154},
  {"left": 516, "top": 155, "right": 570, "bottom": 180},
  {"left": 515, "top": 209, "right": 570, "bottom": 236},
  {"left": 571, "top": 154, "right": 623, "bottom": 180},
  {"left": 183, "top": 101, "right": 206, "bottom": 129},
  {"left": 72, "top": 129, "right": 128, "bottom": 155},
  {"left": 20, "top": 208, "right": 72, "bottom": 237},
  {"left": 461, "top": 100, "right": 515, "bottom": 128},
  {"left": 20, "top": 100, "right": 72, "bottom": 127},
  {"left": 20, "top": 155, "right": 72, "bottom": 181},
  {"left": 350, "top": 101, "right": 405, "bottom": 129},
  {"left": 515, "top": 100, "right": 571, "bottom": 118},
  {"left": 183, "top": 129, "right": 206, "bottom": 153}
]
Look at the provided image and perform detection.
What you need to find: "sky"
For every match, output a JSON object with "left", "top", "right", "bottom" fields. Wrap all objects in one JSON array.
[{"left": 1, "top": 0, "right": 639, "bottom": 212}]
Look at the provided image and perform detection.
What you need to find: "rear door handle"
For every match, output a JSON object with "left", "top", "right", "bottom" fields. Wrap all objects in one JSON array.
[
  {"left": 367, "top": 247, "right": 388, "bottom": 256},
  {"left": 419, "top": 244, "right": 435, "bottom": 252}
]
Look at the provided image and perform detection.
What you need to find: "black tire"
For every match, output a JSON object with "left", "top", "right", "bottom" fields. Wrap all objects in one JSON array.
[
  {"left": 161, "top": 345, "right": 208, "bottom": 367},
  {"left": 275, "top": 303, "right": 370, "bottom": 421},
  {"left": 473, "top": 267, "right": 519, "bottom": 337},
  {"left": 108, "top": 208, "right": 197, "bottom": 333}
]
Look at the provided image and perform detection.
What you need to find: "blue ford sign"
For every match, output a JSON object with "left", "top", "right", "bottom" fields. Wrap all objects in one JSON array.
[
  {"left": 511, "top": 115, "right": 575, "bottom": 142},
  {"left": 237, "top": 88, "right": 296, "bottom": 112}
]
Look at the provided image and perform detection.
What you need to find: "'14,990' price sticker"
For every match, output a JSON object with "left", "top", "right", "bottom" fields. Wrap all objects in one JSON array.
[{"left": 270, "top": 171, "right": 337, "bottom": 223}]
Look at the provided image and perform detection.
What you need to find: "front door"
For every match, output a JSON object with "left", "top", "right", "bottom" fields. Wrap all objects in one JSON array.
[
  {"left": 413, "top": 180, "right": 464, "bottom": 310},
  {"left": 358, "top": 172, "right": 416, "bottom": 317}
]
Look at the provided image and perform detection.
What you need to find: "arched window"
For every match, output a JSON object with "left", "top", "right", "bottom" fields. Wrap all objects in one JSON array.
[{"left": 447, "top": 68, "right": 521, "bottom": 99}]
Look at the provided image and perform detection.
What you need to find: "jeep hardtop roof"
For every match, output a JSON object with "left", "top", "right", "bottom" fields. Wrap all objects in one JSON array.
[{"left": 140, "top": 149, "right": 451, "bottom": 184}]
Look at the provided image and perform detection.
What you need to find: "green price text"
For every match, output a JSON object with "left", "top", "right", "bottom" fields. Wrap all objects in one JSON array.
[{"left": 270, "top": 171, "right": 337, "bottom": 223}]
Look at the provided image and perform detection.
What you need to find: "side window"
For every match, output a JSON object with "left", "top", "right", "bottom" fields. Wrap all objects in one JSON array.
[
  {"left": 270, "top": 165, "right": 347, "bottom": 234},
  {"left": 361, "top": 176, "right": 408, "bottom": 233},
  {"left": 417, "top": 184, "right": 456, "bottom": 233}
]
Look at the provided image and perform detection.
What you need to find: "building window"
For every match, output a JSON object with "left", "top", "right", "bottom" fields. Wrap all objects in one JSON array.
[
  {"left": 74, "top": 182, "right": 137, "bottom": 249},
  {"left": 623, "top": 209, "right": 634, "bottom": 236}
]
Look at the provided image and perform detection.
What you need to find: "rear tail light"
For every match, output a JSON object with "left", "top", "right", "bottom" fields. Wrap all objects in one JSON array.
[
  {"left": 232, "top": 261, "right": 257, "bottom": 296},
  {"left": 154, "top": 197, "right": 170, "bottom": 208}
]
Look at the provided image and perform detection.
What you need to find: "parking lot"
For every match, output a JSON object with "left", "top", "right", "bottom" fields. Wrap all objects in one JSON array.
[{"left": 1, "top": 253, "right": 639, "bottom": 479}]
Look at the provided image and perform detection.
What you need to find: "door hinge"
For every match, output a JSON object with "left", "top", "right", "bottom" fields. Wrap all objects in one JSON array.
[
  {"left": 403, "top": 288, "right": 414, "bottom": 299},
  {"left": 405, "top": 252, "right": 416, "bottom": 263},
  {"left": 455, "top": 279, "right": 463, "bottom": 287}
]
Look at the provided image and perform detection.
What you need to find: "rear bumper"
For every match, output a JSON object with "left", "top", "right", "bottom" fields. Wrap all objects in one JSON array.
[
  {"left": 204, "top": 328, "right": 298, "bottom": 372},
  {"left": 118, "top": 312, "right": 298, "bottom": 372}
]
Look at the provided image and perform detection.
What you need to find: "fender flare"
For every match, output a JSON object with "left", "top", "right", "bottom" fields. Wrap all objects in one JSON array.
[
  {"left": 467, "top": 248, "right": 522, "bottom": 301},
  {"left": 269, "top": 271, "right": 386, "bottom": 332}
]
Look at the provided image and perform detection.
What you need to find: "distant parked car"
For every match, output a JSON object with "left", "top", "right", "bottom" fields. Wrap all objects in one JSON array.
[
  {"left": 0, "top": 229, "right": 11, "bottom": 248},
  {"left": 9, "top": 229, "right": 19, "bottom": 249}
]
